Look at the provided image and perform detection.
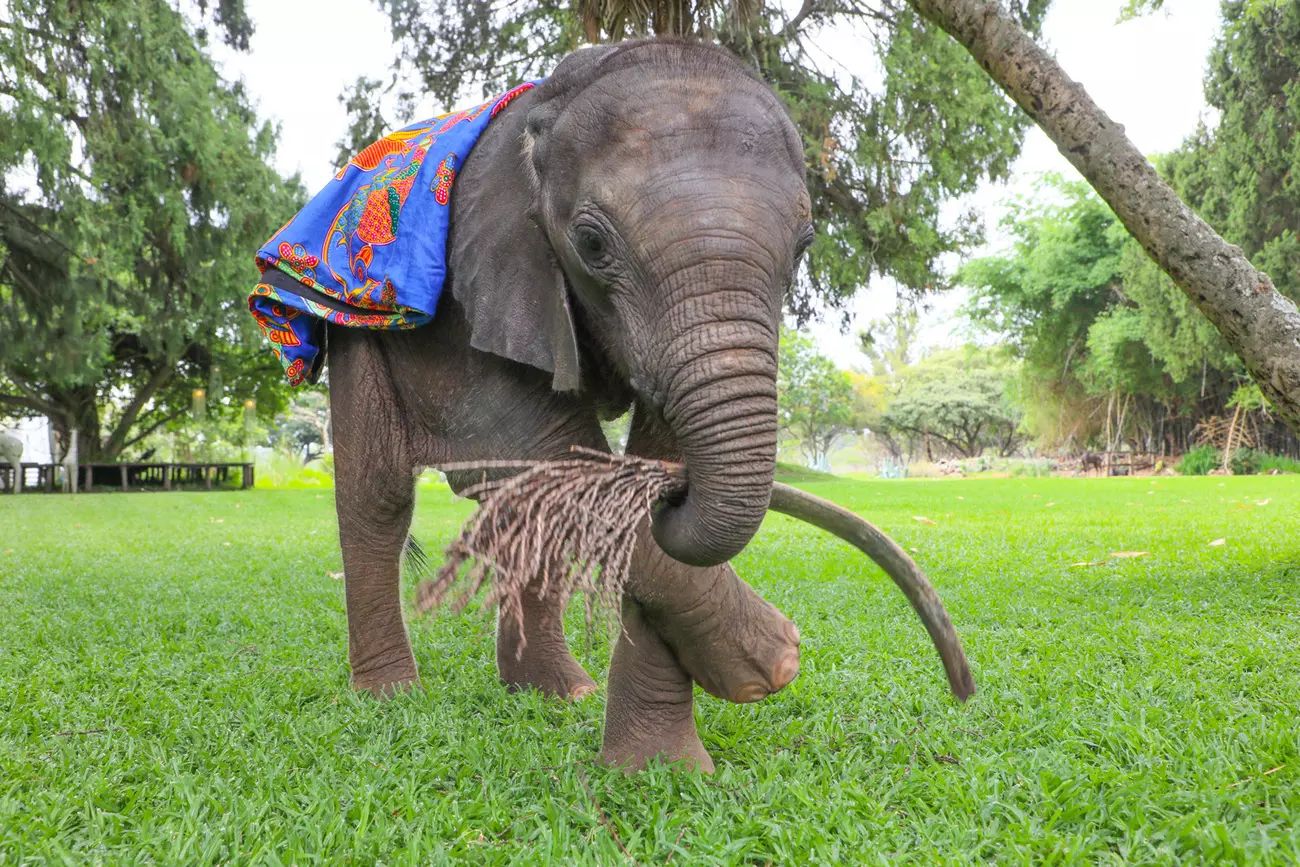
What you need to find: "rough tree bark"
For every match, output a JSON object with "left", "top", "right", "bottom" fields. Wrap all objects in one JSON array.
[{"left": 907, "top": 0, "right": 1300, "bottom": 430}]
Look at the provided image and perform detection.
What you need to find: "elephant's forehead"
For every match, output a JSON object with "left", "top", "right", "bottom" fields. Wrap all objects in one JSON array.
[{"left": 559, "top": 71, "right": 801, "bottom": 173}]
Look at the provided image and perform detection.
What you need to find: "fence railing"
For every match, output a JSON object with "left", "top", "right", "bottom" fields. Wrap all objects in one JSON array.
[{"left": 0, "top": 462, "right": 254, "bottom": 493}]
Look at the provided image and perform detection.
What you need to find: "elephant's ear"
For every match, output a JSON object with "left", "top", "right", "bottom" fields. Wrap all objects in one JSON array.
[{"left": 448, "top": 87, "right": 581, "bottom": 392}]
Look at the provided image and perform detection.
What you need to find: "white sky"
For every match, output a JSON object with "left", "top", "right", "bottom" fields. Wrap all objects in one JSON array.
[{"left": 218, "top": 0, "right": 1223, "bottom": 370}]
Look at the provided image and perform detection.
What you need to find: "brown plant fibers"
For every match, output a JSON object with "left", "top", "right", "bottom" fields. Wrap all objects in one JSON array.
[{"left": 414, "top": 448, "right": 687, "bottom": 653}]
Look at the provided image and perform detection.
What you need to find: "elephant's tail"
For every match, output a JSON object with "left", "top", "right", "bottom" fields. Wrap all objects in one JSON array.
[
  {"left": 402, "top": 535, "right": 433, "bottom": 582},
  {"left": 766, "top": 482, "right": 976, "bottom": 703}
]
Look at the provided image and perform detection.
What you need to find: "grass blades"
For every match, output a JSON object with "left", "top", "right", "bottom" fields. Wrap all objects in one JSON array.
[{"left": 1, "top": 475, "right": 1297, "bottom": 863}]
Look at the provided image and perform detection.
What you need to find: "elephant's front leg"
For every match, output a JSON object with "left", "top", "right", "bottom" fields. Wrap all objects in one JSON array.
[
  {"left": 601, "top": 597, "right": 713, "bottom": 773},
  {"left": 628, "top": 539, "right": 800, "bottom": 704},
  {"left": 330, "top": 329, "right": 420, "bottom": 697},
  {"left": 620, "top": 407, "right": 801, "bottom": 703},
  {"left": 599, "top": 531, "right": 800, "bottom": 772}
]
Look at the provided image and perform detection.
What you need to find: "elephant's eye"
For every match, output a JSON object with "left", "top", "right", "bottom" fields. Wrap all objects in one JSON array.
[
  {"left": 572, "top": 224, "right": 613, "bottom": 270},
  {"left": 795, "top": 224, "right": 815, "bottom": 259}
]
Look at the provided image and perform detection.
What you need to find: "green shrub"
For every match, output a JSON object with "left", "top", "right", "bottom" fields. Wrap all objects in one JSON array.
[
  {"left": 1011, "top": 459, "right": 1055, "bottom": 478},
  {"left": 1258, "top": 453, "right": 1300, "bottom": 474},
  {"left": 1176, "top": 445, "right": 1221, "bottom": 476},
  {"left": 1229, "top": 447, "right": 1265, "bottom": 476},
  {"left": 255, "top": 451, "right": 334, "bottom": 488}
]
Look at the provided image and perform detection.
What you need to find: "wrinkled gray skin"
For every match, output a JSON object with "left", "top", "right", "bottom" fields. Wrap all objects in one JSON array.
[{"left": 330, "top": 39, "right": 811, "bottom": 772}]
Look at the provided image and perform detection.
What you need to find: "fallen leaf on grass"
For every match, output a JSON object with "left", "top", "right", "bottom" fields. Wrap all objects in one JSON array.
[
  {"left": 1070, "top": 560, "right": 1106, "bottom": 568},
  {"left": 1109, "top": 551, "right": 1150, "bottom": 559},
  {"left": 4, "top": 549, "right": 12, "bottom": 555},
  {"left": 222, "top": 542, "right": 232, "bottom": 548},
  {"left": 208, "top": 517, "right": 224, "bottom": 524},
  {"left": 913, "top": 516, "right": 937, "bottom": 526},
  {"left": 1045, "top": 502, "right": 1056, "bottom": 508},
  {"left": 956, "top": 496, "right": 964, "bottom": 500},
  {"left": 909, "top": 547, "right": 920, "bottom": 553},
  {"left": 327, "top": 571, "right": 344, "bottom": 581},
  {"left": 1181, "top": 499, "right": 1191, "bottom": 503},
  {"left": 1256, "top": 498, "right": 1271, "bottom": 507},
  {"left": 1209, "top": 538, "right": 1226, "bottom": 547}
]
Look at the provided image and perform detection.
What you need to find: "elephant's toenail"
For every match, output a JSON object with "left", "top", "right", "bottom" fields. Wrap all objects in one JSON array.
[
  {"left": 570, "top": 685, "right": 596, "bottom": 701},
  {"left": 784, "top": 621, "right": 801, "bottom": 645},
  {"left": 734, "top": 682, "right": 769, "bottom": 703},
  {"left": 771, "top": 651, "right": 800, "bottom": 691}
]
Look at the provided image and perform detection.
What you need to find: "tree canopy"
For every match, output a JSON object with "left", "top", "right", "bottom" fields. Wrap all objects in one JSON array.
[
  {"left": 956, "top": 0, "right": 1300, "bottom": 453},
  {"left": 909, "top": 0, "right": 1300, "bottom": 429},
  {"left": 1163, "top": 0, "right": 1300, "bottom": 300},
  {"left": 957, "top": 173, "right": 1295, "bottom": 454},
  {"left": 0, "top": 0, "right": 303, "bottom": 458},
  {"left": 349, "top": 0, "right": 1048, "bottom": 322},
  {"left": 876, "top": 344, "right": 1022, "bottom": 459},
  {"left": 777, "top": 330, "right": 862, "bottom": 466}
]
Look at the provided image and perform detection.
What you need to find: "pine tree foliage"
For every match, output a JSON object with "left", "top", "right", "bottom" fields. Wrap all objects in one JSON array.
[{"left": 0, "top": 0, "right": 304, "bottom": 458}]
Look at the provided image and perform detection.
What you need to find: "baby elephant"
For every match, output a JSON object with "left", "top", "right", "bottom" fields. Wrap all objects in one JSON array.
[{"left": 251, "top": 37, "right": 967, "bottom": 772}]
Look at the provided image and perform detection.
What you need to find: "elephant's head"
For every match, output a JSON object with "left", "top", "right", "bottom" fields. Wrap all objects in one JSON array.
[{"left": 450, "top": 39, "right": 812, "bottom": 568}]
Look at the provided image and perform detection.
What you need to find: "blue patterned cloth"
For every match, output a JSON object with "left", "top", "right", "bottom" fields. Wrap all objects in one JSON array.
[{"left": 248, "top": 81, "right": 541, "bottom": 385}]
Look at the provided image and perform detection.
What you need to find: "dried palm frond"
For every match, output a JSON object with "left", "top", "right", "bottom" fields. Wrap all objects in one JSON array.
[{"left": 414, "top": 449, "right": 684, "bottom": 650}]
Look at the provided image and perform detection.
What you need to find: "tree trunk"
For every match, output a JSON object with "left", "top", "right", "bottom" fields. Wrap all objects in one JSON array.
[
  {"left": 49, "top": 387, "right": 103, "bottom": 462},
  {"left": 101, "top": 362, "right": 174, "bottom": 459},
  {"left": 908, "top": 0, "right": 1300, "bottom": 430}
]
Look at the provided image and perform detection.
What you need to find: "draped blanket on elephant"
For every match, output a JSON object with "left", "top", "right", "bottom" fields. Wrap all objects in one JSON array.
[{"left": 248, "top": 81, "right": 542, "bottom": 386}]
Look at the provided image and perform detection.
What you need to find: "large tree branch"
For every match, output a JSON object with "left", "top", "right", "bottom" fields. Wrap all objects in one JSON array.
[
  {"left": 119, "top": 406, "right": 188, "bottom": 453},
  {"left": 907, "top": 0, "right": 1300, "bottom": 430},
  {"left": 101, "top": 362, "right": 176, "bottom": 458},
  {"left": 0, "top": 392, "right": 56, "bottom": 416},
  {"left": 782, "top": 0, "right": 819, "bottom": 39}
]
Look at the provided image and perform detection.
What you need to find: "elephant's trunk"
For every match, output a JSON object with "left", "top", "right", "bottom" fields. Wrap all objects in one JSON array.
[
  {"left": 629, "top": 184, "right": 786, "bottom": 568},
  {"left": 651, "top": 343, "right": 779, "bottom": 568}
]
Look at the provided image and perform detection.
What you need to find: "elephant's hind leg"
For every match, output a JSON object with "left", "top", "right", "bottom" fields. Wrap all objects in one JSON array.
[
  {"left": 330, "top": 329, "right": 420, "bottom": 697},
  {"left": 494, "top": 583, "right": 597, "bottom": 701},
  {"left": 448, "top": 453, "right": 600, "bottom": 701}
]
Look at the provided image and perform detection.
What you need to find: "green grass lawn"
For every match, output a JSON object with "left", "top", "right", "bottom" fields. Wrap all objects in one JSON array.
[{"left": 2, "top": 475, "right": 1298, "bottom": 864}]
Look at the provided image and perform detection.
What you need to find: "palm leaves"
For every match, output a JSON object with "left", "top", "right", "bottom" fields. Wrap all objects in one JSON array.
[{"left": 575, "top": 0, "right": 762, "bottom": 41}]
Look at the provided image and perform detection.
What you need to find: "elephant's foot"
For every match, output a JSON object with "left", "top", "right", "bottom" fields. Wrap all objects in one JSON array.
[
  {"left": 350, "top": 646, "right": 421, "bottom": 698},
  {"left": 496, "top": 595, "right": 596, "bottom": 700},
  {"left": 601, "top": 599, "right": 714, "bottom": 773},
  {"left": 497, "top": 635, "right": 597, "bottom": 700},
  {"left": 351, "top": 657, "right": 421, "bottom": 696},
  {"left": 632, "top": 545, "right": 800, "bottom": 705}
]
